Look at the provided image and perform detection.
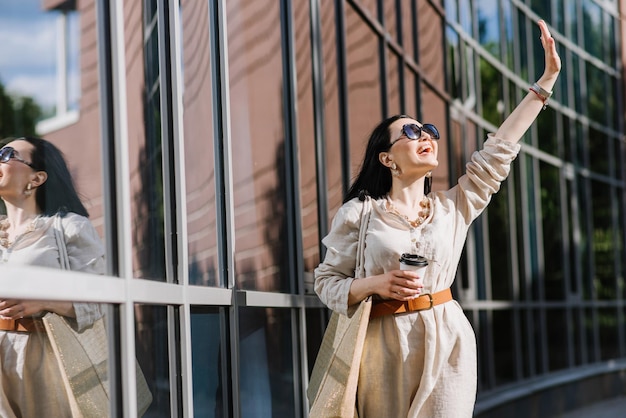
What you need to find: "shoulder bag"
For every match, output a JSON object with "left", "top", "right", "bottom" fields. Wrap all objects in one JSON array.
[
  {"left": 307, "top": 196, "right": 373, "bottom": 418},
  {"left": 42, "top": 214, "right": 153, "bottom": 417}
]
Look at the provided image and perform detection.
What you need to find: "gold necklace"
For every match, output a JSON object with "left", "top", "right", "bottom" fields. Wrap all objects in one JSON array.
[
  {"left": 385, "top": 196, "right": 431, "bottom": 228},
  {"left": 0, "top": 215, "right": 41, "bottom": 248}
]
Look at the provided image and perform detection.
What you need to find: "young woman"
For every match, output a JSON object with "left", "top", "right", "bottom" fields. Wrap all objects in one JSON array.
[
  {"left": 0, "top": 137, "right": 105, "bottom": 417},
  {"left": 314, "top": 20, "right": 561, "bottom": 417}
]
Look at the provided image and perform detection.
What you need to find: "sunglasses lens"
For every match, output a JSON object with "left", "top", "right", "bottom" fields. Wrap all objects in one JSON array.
[
  {"left": 422, "top": 124, "right": 440, "bottom": 140},
  {"left": 403, "top": 124, "right": 421, "bottom": 140},
  {"left": 0, "top": 148, "right": 11, "bottom": 163}
]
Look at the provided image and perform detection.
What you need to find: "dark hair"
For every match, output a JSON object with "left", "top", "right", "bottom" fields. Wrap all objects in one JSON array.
[
  {"left": 10, "top": 136, "right": 89, "bottom": 217},
  {"left": 344, "top": 114, "right": 410, "bottom": 203}
]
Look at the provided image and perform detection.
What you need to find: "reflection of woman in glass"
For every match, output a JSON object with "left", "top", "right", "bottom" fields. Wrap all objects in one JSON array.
[
  {"left": 0, "top": 137, "right": 105, "bottom": 417},
  {"left": 313, "top": 20, "right": 561, "bottom": 417}
]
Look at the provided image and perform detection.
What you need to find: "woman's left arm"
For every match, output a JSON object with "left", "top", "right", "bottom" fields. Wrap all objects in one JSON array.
[{"left": 495, "top": 20, "right": 561, "bottom": 143}]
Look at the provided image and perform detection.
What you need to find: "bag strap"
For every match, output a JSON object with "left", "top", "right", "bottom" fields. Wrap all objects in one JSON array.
[
  {"left": 355, "top": 196, "right": 372, "bottom": 280},
  {"left": 53, "top": 214, "right": 71, "bottom": 270}
]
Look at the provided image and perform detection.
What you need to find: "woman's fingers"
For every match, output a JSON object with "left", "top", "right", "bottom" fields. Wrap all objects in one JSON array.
[
  {"left": 388, "top": 271, "right": 424, "bottom": 299},
  {"left": 538, "top": 19, "right": 561, "bottom": 74}
]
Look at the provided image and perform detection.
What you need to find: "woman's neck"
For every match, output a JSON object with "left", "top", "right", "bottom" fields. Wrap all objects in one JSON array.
[
  {"left": 388, "top": 180, "right": 426, "bottom": 210},
  {"left": 3, "top": 201, "right": 41, "bottom": 228}
]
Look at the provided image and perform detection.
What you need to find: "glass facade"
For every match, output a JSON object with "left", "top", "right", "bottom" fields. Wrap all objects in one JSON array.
[{"left": 0, "top": 0, "right": 624, "bottom": 417}]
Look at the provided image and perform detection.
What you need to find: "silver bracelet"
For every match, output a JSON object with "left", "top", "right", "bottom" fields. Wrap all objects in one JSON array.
[{"left": 529, "top": 82, "right": 553, "bottom": 110}]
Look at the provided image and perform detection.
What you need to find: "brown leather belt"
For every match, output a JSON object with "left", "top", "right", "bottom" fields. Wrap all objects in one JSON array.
[
  {"left": 0, "top": 318, "right": 45, "bottom": 333},
  {"left": 370, "top": 288, "right": 453, "bottom": 319}
]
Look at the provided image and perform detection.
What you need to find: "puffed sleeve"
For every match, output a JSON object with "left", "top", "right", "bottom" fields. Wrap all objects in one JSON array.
[
  {"left": 61, "top": 213, "right": 106, "bottom": 331},
  {"left": 451, "top": 133, "right": 521, "bottom": 224},
  {"left": 314, "top": 199, "right": 362, "bottom": 316}
]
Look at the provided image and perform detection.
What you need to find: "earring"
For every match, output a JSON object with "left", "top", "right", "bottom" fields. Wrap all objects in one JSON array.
[
  {"left": 24, "top": 183, "right": 33, "bottom": 196},
  {"left": 391, "top": 162, "right": 400, "bottom": 177},
  {"left": 424, "top": 171, "right": 432, "bottom": 195}
]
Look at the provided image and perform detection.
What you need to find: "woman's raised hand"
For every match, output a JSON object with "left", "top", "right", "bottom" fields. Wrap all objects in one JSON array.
[{"left": 538, "top": 20, "right": 561, "bottom": 80}]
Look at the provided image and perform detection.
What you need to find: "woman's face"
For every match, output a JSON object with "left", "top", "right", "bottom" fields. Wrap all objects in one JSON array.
[
  {"left": 385, "top": 117, "right": 440, "bottom": 175},
  {"left": 0, "top": 139, "right": 37, "bottom": 199}
]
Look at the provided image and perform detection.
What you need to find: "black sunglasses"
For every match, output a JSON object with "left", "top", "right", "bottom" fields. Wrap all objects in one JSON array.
[
  {"left": 0, "top": 146, "right": 36, "bottom": 169},
  {"left": 390, "top": 123, "right": 440, "bottom": 147}
]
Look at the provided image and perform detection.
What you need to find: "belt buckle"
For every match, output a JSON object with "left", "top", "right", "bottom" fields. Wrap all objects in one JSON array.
[
  {"left": 423, "top": 293, "right": 433, "bottom": 310},
  {"left": 408, "top": 293, "right": 434, "bottom": 312}
]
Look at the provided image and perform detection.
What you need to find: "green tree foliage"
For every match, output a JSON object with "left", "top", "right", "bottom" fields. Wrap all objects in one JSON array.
[{"left": 0, "top": 80, "right": 42, "bottom": 138}]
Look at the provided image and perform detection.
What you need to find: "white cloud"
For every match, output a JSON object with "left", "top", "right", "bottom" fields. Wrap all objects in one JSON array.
[
  {"left": 0, "top": 3, "right": 65, "bottom": 108},
  {"left": 0, "top": 25, "right": 56, "bottom": 70},
  {"left": 6, "top": 73, "right": 57, "bottom": 108}
]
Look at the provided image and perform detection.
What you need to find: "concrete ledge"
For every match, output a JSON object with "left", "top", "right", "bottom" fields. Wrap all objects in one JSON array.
[{"left": 474, "top": 361, "right": 626, "bottom": 417}]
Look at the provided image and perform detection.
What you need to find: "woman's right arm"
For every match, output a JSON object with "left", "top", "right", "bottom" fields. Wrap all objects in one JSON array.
[{"left": 315, "top": 202, "right": 423, "bottom": 315}]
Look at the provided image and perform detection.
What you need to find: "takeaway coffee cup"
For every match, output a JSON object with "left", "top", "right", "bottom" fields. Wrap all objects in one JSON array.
[{"left": 399, "top": 253, "right": 429, "bottom": 278}]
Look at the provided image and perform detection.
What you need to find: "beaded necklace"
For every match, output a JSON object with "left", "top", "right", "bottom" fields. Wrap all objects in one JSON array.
[
  {"left": 0, "top": 215, "right": 42, "bottom": 249},
  {"left": 385, "top": 196, "right": 431, "bottom": 228}
]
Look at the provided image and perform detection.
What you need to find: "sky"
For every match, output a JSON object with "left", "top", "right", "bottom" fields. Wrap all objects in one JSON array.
[{"left": 0, "top": 1, "right": 79, "bottom": 111}]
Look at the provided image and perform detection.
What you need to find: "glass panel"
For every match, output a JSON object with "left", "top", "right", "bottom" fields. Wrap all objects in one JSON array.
[
  {"left": 383, "top": 0, "right": 396, "bottom": 41},
  {"left": 523, "top": 156, "right": 540, "bottom": 300},
  {"left": 294, "top": 1, "right": 319, "bottom": 294},
  {"left": 346, "top": 2, "right": 382, "bottom": 175},
  {"left": 345, "top": 5, "right": 381, "bottom": 176},
  {"left": 566, "top": 0, "right": 578, "bottom": 43},
  {"left": 618, "top": 185, "right": 626, "bottom": 301},
  {"left": 516, "top": 12, "right": 529, "bottom": 82},
  {"left": 562, "top": 114, "right": 573, "bottom": 163},
  {"left": 305, "top": 308, "right": 327, "bottom": 375},
  {"left": 554, "top": 0, "right": 565, "bottom": 34},
  {"left": 598, "top": 307, "right": 619, "bottom": 360},
  {"left": 227, "top": 1, "right": 290, "bottom": 292},
  {"left": 476, "top": 0, "right": 500, "bottom": 57},
  {"left": 607, "top": 13, "right": 617, "bottom": 69},
  {"left": 519, "top": 311, "right": 532, "bottom": 377},
  {"left": 571, "top": 55, "right": 583, "bottom": 114},
  {"left": 0, "top": 2, "right": 80, "bottom": 126},
  {"left": 546, "top": 308, "right": 569, "bottom": 370},
  {"left": 536, "top": 108, "right": 558, "bottom": 157},
  {"left": 477, "top": 310, "right": 491, "bottom": 390},
  {"left": 128, "top": 0, "right": 167, "bottom": 281},
  {"left": 540, "top": 161, "right": 565, "bottom": 300},
  {"left": 591, "top": 181, "right": 616, "bottom": 301},
  {"left": 588, "top": 128, "right": 609, "bottom": 176},
  {"left": 586, "top": 63, "right": 606, "bottom": 125},
  {"left": 387, "top": 52, "right": 401, "bottom": 116},
  {"left": 489, "top": 179, "right": 513, "bottom": 300},
  {"left": 239, "top": 307, "right": 295, "bottom": 416},
  {"left": 404, "top": 69, "right": 417, "bottom": 121},
  {"left": 135, "top": 304, "right": 174, "bottom": 416},
  {"left": 610, "top": 77, "right": 619, "bottom": 131},
  {"left": 493, "top": 310, "right": 516, "bottom": 385},
  {"left": 578, "top": 179, "right": 593, "bottom": 300},
  {"left": 479, "top": 57, "right": 503, "bottom": 126},
  {"left": 400, "top": 0, "right": 416, "bottom": 59},
  {"left": 446, "top": 27, "right": 461, "bottom": 100},
  {"left": 584, "top": 308, "right": 596, "bottom": 361},
  {"left": 179, "top": 0, "right": 220, "bottom": 287},
  {"left": 566, "top": 179, "right": 578, "bottom": 295},
  {"left": 191, "top": 307, "right": 227, "bottom": 417},
  {"left": 417, "top": 5, "right": 445, "bottom": 92},
  {"left": 320, "top": 0, "right": 343, "bottom": 216},
  {"left": 572, "top": 308, "right": 585, "bottom": 365},
  {"left": 459, "top": 0, "right": 472, "bottom": 35},
  {"left": 502, "top": 0, "right": 513, "bottom": 69},
  {"left": 582, "top": 0, "right": 603, "bottom": 60},
  {"left": 530, "top": 0, "right": 551, "bottom": 21}
]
